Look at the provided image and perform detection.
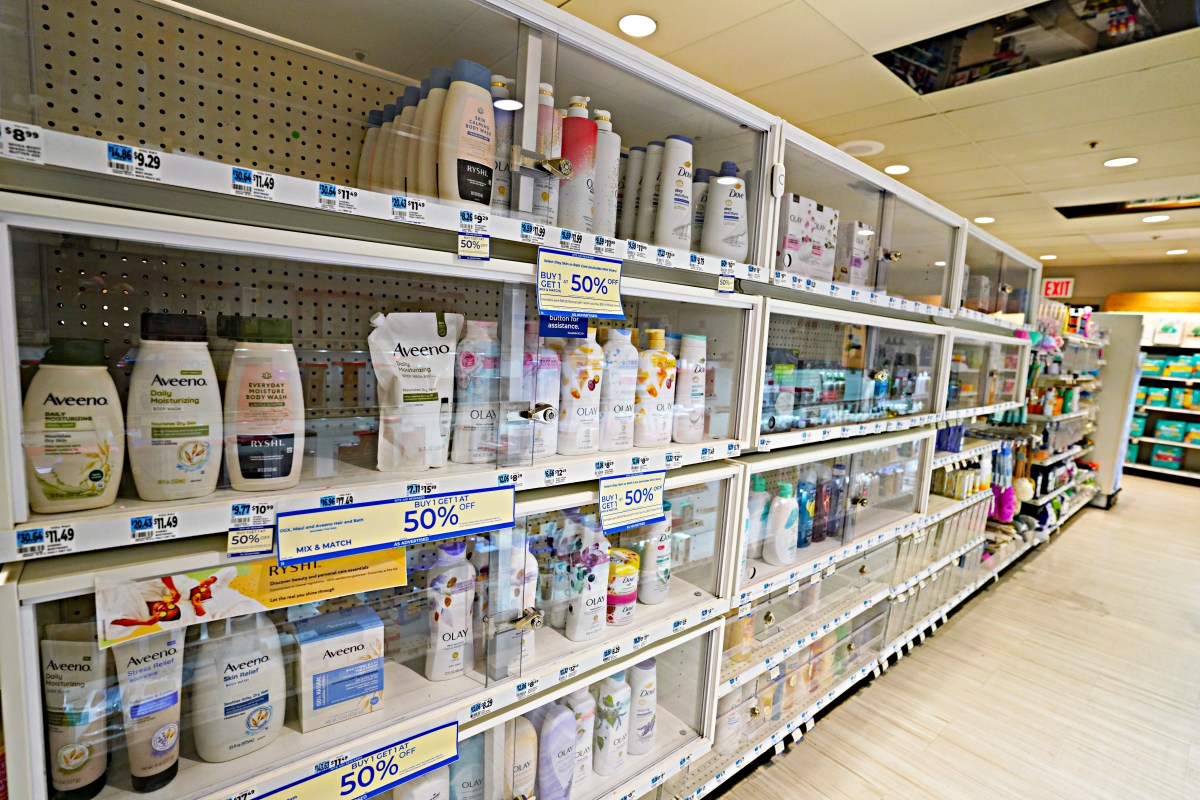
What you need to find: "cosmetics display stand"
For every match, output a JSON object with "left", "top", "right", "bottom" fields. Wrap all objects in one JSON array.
[{"left": 0, "top": 2, "right": 1067, "bottom": 800}]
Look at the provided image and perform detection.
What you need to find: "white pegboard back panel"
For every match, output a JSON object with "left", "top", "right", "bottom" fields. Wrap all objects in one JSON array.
[{"left": 30, "top": 0, "right": 411, "bottom": 184}]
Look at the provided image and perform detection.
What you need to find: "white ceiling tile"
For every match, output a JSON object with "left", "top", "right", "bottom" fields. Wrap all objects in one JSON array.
[
  {"left": 805, "top": 0, "right": 1029, "bottom": 54},
  {"left": 664, "top": 3, "right": 862, "bottom": 93},
  {"left": 803, "top": 97, "right": 938, "bottom": 137},
  {"left": 1041, "top": 172, "right": 1200, "bottom": 207},
  {"left": 556, "top": 0, "right": 792, "bottom": 55},
  {"left": 820, "top": 113, "right": 972, "bottom": 157},
  {"left": 903, "top": 167, "right": 1025, "bottom": 197},
  {"left": 742, "top": 56, "right": 915, "bottom": 120}
]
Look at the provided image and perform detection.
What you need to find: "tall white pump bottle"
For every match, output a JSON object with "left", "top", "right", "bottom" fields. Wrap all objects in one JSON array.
[
  {"left": 654, "top": 134, "right": 694, "bottom": 249},
  {"left": 618, "top": 145, "right": 646, "bottom": 240},
  {"left": 633, "top": 141, "right": 664, "bottom": 243},
  {"left": 599, "top": 328, "right": 638, "bottom": 451},
  {"left": 700, "top": 161, "right": 750, "bottom": 261},
  {"left": 490, "top": 76, "right": 514, "bottom": 215},
  {"left": 592, "top": 109, "right": 623, "bottom": 237}
]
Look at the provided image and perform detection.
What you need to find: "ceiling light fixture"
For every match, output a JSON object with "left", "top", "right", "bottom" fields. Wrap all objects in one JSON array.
[
  {"left": 934, "top": 261, "right": 947, "bottom": 266},
  {"left": 1142, "top": 214, "right": 1170, "bottom": 223},
  {"left": 974, "top": 216, "right": 995, "bottom": 224},
  {"left": 1103, "top": 156, "right": 1139, "bottom": 168},
  {"left": 1167, "top": 249, "right": 1189, "bottom": 255},
  {"left": 837, "top": 140, "right": 885, "bottom": 157},
  {"left": 494, "top": 98, "right": 523, "bottom": 111},
  {"left": 1039, "top": 255, "right": 1057, "bottom": 261},
  {"left": 884, "top": 164, "right": 910, "bottom": 175},
  {"left": 618, "top": 14, "right": 657, "bottom": 37}
]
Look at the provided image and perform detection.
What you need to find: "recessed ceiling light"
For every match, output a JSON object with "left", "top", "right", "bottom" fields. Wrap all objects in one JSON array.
[
  {"left": 934, "top": 261, "right": 947, "bottom": 266},
  {"left": 1039, "top": 255, "right": 1057, "bottom": 261},
  {"left": 1103, "top": 156, "right": 1139, "bottom": 168},
  {"left": 618, "top": 14, "right": 657, "bottom": 37},
  {"left": 1142, "top": 214, "right": 1170, "bottom": 223},
  {"left": 884, "top": 165, "right": 910, "bottom": 175},
  {"left": 974, "top": 216, "right": 995, "bottom": 224},
  {"left": 1167, "top": 249, "right": 1189, "bottom": 255},
  {"left": 494, "top": 98, "right": 523, "bottom": 111},
  {"left": 838, "top": 140, "right": 885, "bottom": 157}
]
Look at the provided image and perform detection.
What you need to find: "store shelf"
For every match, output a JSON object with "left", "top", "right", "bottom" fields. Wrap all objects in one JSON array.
[
  {"left": 1129, "top": 436, "right": 1200, "bottom": 451},
  {"left": 736, "top": 513, "right": 923, "bottom": 605},
  {"left": 1124, "top": 462, "right": 1200, "bottom": 480},
  {"left": 718, "top": 586, "right": 890, "bottom": 697},
  {"left": 923, "top": 490, "right": 993, "bottom": 526},
  {"left": 943, "top": 400, "right": 1024, "bottom": 422},
  {"left": 1032, "top": 444, "right": 1084, "bottom": 467},
  {"left": 6, "top": 438, "right": 743, "bottom": 562},
  {"left": 1038, "top": 373, "right": 1097, "bottom": 385},
  {"left": 1062, "top": 333, "right": 1105, "bottom": 347},
  {"left": 1026, "top": 477, "right": 1081, "bottom": 506},
  {"left": 889, "top": 534, "right": 987, "bottom": 596},
  {"left": 585, "top": 707, "right": 709, "bottom": 800},
  {"left": 1027, "top": 408, "right": 1092, "bottom": 423},
  {"left": 1076, "top": 444, "right": 1096, "bottom": 460},
  {"left": 756, "top": 413, "right": 934, "bottom": 452},
  {"left": 750, "top": 269, "right": 954, "bottom": 322},
  {"left": 954, "top": 307, "right": 1028, "bottom": 332},
  {"left": 1135, "top": 405, "right": 1200, "bottom": 417},
  {"left": 878, "top": 579, "right": 979, "bottom": 661},
  {"left": 932, "top": 439, "right": 1002, "bottom": 469},
  {"left": 1138, "top": 375, "right": 1197, "bottom": 384}
]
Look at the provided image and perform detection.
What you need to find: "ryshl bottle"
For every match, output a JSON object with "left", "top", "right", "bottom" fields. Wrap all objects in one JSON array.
[{"left": 438, "top": 59, "right": 495, "bottom": 209}]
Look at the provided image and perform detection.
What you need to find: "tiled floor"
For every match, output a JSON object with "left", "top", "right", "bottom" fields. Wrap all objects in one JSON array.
[{"left": 721, "top": 475, "right": 1200, "bottom": 800}]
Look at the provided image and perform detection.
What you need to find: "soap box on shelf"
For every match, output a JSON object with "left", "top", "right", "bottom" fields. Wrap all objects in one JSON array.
[
  {"left": 291, "top": 605, "right": 385, "bottom": 733},
  {"left": 1141, "top": 358, "right": 1165, "bottom": 377},
  {"left": 833, "top": 219, "right": 874, "bottom": 288},
  {"left": 1186, "top": 423, "right": 1200, "bottom": 444},
  {"left": 1150, "top": 444, "right": 1184, "bottom": 470},
  {"left": 1163, "top": 358, "right": 1194, "bottom": 378},
  {"left": 1144, "top": 386, "right": 1170, "bottom": 407},
  {"left": 964, "top": 274, "right": 994, "bottom": 313},
  {"left": 1129, "top": 414, "right": 1147, "bottom": 437},
  {"left": 776, "top": 193, "right": 839, "bottom": 283},
  {"left": 1154, "top": 418, "right": 1187, "bottom": 442}
]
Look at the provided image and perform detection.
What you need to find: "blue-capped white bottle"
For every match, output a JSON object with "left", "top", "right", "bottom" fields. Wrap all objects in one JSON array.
[
  {"left": 357, "top": 108, "right": 383, "bottom": 189},
  {"left": 700, "top": 161, "right": 750, "bottom": 261},
  {"left": 438, "top": 59, "right": 494, "bottom": 209},
  {"left": 654, "top": 134, "right": 694, "bottom": 249},
  {"left": 762, "top": 482, "right": 799, "bottom": 566},
  {"left": 690, "top": 167, "right": 715, "bottom": 249},
  {"left": 367, "top": 103, "right": 396, "bottom": 191},
  {"left": 418, "top": 66, "right": 452, "bottom": 200},
  {"left": 391, "top": 85, "right": 421, "bottom": 194}
]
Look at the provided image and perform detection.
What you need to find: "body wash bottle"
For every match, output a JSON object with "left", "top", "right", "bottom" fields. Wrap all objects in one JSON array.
[
  {"left": 405, "top": 78, "right": 430, "bottom": 196},
  {"left": 593, "top": 671, "right": 632, "bottom": 776},
  {"left": 746, "top": 475, "right": 771, "bottom": 560},
  {"left": 113, "top": 631, "right": 185, "bottom": 792},
  {"left": 504, "top": 716, "right": 538, "bottom": 800},
  {"left": 672, "top": 334, "right": 707, "bottom": 444},
  {"left": 560, "top": 686, "right": 596, "bottom": 786},
  {"left": 41, "top": 623, "right": 109, "bottom": 799},
  {"left": 449, "top": 734, "right": 484, "bottom": 800},
  {"left": 425, "top": 541, "right": 477, "bottom": 681},
  {"left": 490, "top": 76, "right": 514, "bottom": 215},
  {"left": 391, "top": 85, "right": 422, "bottom": 194},
  {"left": 357, "top": 108, "right": 383, "bottom": 189},
  {"left": 634, "top": 329, "right": 677, "bottom": 447},
  {"left": 557, "top": 329, "right": 604, "bottom": 455},
  {"left": 633, "top": 141, "right": 664, "bottom": 243},
  {"left": 593, "top": 110, "right": 622, "bottom": 237},
  {"left": 558, "top": 96, "right": 598, "bottom": 232},
  {"left": 535, "top": 704, "right": 576, "bottom": 800},
  {"left": 635, "top": 509, "right": 672, "bottom": 605},
  {"left": 127, "top": 312, "right": 222, "bottom": 501},
  {"left": 219, "top": 315, "right": 304, "bottom": 491},
  {"left": 375, "top": 97, "right": 402, "bottom": 193},
  {"left": 566, "top": 516, "right": 610, "bottom": 642},
  {"left": 618, "top": 145, "right": 646, "bottom": 240},
  {"left": 23, "top": 338, "right": 124, "bottom": 513},
  {"left": 627, "top": 658, "right": 658, "bottom": 755},
  {"left": 654, "top": 134, "right": 694, "bottom": 249},
  {"left": 762, "top": 482, "right": 799, "bottom": 566},
  {"left": 701, "top": 161, "right": 750, "bottom": 261},
  {"left": 368, "top": 103, "right": 397, "bottom": 191},
  {"left": 599, "top": 328, "right": 638, "bottom": 451},
  {"left": 690, "top": 167, "right": 713, "bottom": 249},
  {"left": 438, "top": 59, "right": 495, "bottom": 209},
  {"left": 451, "top": 319, "right": 499, "bottom": 465},
  {"left": 418, "top": 66, "right": 452, "bottom": 200}
]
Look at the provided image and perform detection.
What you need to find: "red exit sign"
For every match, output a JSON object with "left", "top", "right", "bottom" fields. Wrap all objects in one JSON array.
[{"left": 1042, "top": 277, "right": 1074, "bottom": 299}]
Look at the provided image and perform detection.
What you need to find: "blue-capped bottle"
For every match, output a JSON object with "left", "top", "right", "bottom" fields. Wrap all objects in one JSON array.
[{"left": 438, "top": 58, "right": 495, "bottom": 210}]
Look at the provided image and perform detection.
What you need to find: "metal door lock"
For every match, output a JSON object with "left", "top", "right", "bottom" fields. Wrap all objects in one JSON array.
[
  {"left": 510, "top": 144, "right": 572, "bottom": 179},
  {"left": 879, "top": 249, "right": 902, "bottom": 262},
  {"left": 518, "top": 402, "right": 557, "bottom": 423},
  {"left": 763, "top": 610, "right": 775, "bottom": 626},
  {"left": 486, "top": 606, "right": 544, "bottom": 638}
]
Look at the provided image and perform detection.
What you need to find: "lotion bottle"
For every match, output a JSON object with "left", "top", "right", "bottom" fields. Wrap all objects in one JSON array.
[
  {"left": 618, "top": 145, "right": 646, "bottom": 240},
  {"left": 376, "top": 96, "right": 403, "bottom": 193},
  {"left": 418, "top": 66, "right": 452, "bottom": 200},
  {"left": 405, "top": 78, "right": 430, "bottom": 196},
  {"left": 633, "top": 329, "right": 676, "bottom": 447},
  {"left": 557, "top": 329, "right": 603, "bottom": 456},
  {"left": 368, "top": 103, "right": 397, "bottom": 191},
  {"left": 700, "top": 161, "right": 750, "bottom": 261},
  {"left": 593, "top": 671, "right": 631, "bottom": 775},
  {"left": 654, "top": 134, "right": 694, "bottom": 249},
  {"left": 566, "top": 516, "right": 610, "bottom": 642},
  {"left": 746, "top": 475, "right": 771, "bottom": 560},
  {"left": 424, "top": 540, "right": 476, "bottom": 681},
  {"left": 560, "top": 686, "right": 596, "bottom": 786},
  {"left": 491, "top": 75, "right": 514, "bottom": 215},
  {"left": 40, "top": 623, "right": 110, "bottom": 798},
  {"left": 357, "top": 108, "right": 383, "bottom": 189},
  {"left": 391, "top": 85, "right": 421, "bottom": 194},
  {"left": 690, "top": 167, "right": 714, "bottom": 249},
  {"left": 599, "top": 328, "right": 638, "bottom": 451},
  {"left": 627, "top": 659, "right": 658, "bottom": 755},
  {"left": 633, "top": 141, "right": 664, "bottom": 243},
  {"left": 593, "top": 110, "right": 622, "bottom": 237},
  {"left": 671, "top": 333, "right": 707, "bottom": 444},
  {"left": 558, "top": 96, "right": 598, "bottom": 232},
  {"left": 535, "top": 704, "right": 576, "bottom": 800},
  {"left": 23, "top": 338, "right": 124, "bottom": 514},
  {"left": 127, "top": 312, "right": 222, "bottom": 501},
  {"left": 763, "top": 482, "right": 799, "bottom": 566},
  {"left": 219, "top": 315, "right": 304, "bottom": 491},
  {"left": 438, "top": 59, "right": 495, "bottom": 209},
  {"left": 450, "top": 735, "right": 484, "bottom": 800},
  {"left": 504, "top": 716, "right": 538, "bottom": 800},
  {"left": 451, "top": 319, "right": 499, "bottom": 465}
]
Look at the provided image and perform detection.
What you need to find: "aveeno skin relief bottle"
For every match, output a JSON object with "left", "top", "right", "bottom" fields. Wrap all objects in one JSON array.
[
  {"left": 127, "top": 313, "right": 222, "bottom": 501},
  {"left": 23, "top": 337, "right": 124, "bottom": 513}
]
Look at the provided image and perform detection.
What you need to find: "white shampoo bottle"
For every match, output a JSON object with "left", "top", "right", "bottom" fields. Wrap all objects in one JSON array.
[
  {"left": 700, "top": 161, "right": 750, "bottom": 262},
  {"left": 618, "top": 145, "right": 645, "bottom": 241},
  {"left": 633, "top": 141, "right": 664, "bottom": 243},
  {"left": 690, "top": 167, "right": 714, "bottom": 249},
  {"left": 672, "top": 333, "right": 707, "bottom": 444},
  {"left": 654, "top": 134, "right": 694, "bottom": 249},
  {"left": 593, "top": 110, "right": 622, "bottom": 237}
]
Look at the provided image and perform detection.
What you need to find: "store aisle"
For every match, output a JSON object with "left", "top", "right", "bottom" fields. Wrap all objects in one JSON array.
[{"left": 720, "top": 475, "right": 1200, "bottom": 800}]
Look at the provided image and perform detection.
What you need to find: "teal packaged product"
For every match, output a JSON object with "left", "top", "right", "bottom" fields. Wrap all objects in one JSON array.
[
  {"left": 1186, "top": 423, "right": 1200, "bottom": 445},
  {"left": 1136, "top": 385, "right": 1147, "bottom": 405},
  {"left": 1149, "top": 444, "right": 1184, "bottom": 470},
  {"left": 1170, "top": 387, "right": 1187, "bottom": 409},
  {"left": 1154, "top": 418, "right": 1186, "bottom": 442},
  {"left": 1126, "top": 441, "right": 1139, "bottom": 463},
  {"left": 1142, "top": 358, "right": 1165, "bottom": 376},
  {"left": 1129, "top": 414, "right": 1147, "bottom": 437},
  {"left": 1145, "top": 386, "right": 1170, "bottom": 407},
  {"left": 1164, "top": 358, "right": 1194, "bottom": 378}
]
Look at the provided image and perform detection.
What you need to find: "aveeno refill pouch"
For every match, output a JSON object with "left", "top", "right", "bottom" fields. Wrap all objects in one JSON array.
[
  {"left": 291, "top": 606, "right": 385, "bottom": 733},
  {"left": 369, "top": 311, "right": 465, "bottom": 472}
]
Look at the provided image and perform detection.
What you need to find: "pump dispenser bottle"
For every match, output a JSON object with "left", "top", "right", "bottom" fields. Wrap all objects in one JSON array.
[
  {"left": 451, "top": 319, "right": 499, "bottom": 465},
  {"left": 672, "top": 334, "right": 707, "bottom": 444},
  {"left": 491, "top": 75, "right": 514, "bottom": 215},
  {"left": 558, "top": 96, "right": 598, "bottom": 232},
  {"left": 599, "top": 328, "right": 638, "bottom": 451},
  {"left": 557, "top": 329, "right": 604, "bottom": 455},
  {"left": 634, "top": 141, "right": 664, "bottom": 243},
  {"left": 532, "top": 83, "right": 558, "bottom": 224},
  {"left": 593, "top": 110, "right": 622, "bottom": 237},
  {"left": 634, "top": 329, "right": 677, "bottom": 447},
  {"left": 425, "top": 540, "right": 477, "bottom": 681},
  {"left": 619, "top": 145, "right": 646, "bottom": 240}
]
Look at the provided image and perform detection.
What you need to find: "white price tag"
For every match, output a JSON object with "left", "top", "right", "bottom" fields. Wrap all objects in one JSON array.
[
  {"left": 457, "top": 209, "right": 490, "bottom": 235},
  {"left": 654, "top": 246, "right": 678, "bottom": 268},
  {"left": 130, "top": 512, "right": 180, "bottom": 543},
  {"left": 626, "top": 239, "right": 654, "bottom": 264},
  {"left": 1, "top": 120, "right": 44, "bottom": 163},
  {"left": 746, "top": 263, "right": 766, "bottom": 282},
  {"left": 15, "top": 523, "right": 76, "bottom": 558},
  {"left": 699, "top": 445, "right": 718, "bottom": 463},
  {"left": 664, "top": 450, "right": 684, "bottom": 469},
  {"left": 230, "top": 167, "right": 275, "bottom": 201},
  {"left": 687, "top": 253, "right": 707, "bottom": 272},
  {"left": 317, "top": 182, "right": 359, "bottom": 213},
  {"left": 519, "top": 220, "right": 549, "bottom": 245},
  {"left": 593, "top": 235, "right": 620, "bottom": 258},
  {"left": 106, "top": 143, "right": 162, "bottom": 181},
  {"left": 558, "top": 227, "right": 586, "bottom": 253}
]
